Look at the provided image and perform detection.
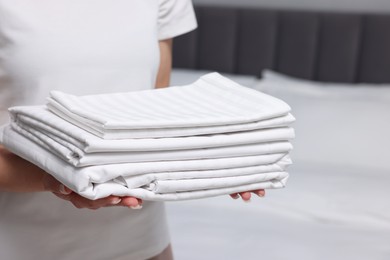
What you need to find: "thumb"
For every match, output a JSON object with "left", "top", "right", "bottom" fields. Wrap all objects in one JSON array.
[{"left": 42, "top": 173, "right": 72, "bottom": 195}]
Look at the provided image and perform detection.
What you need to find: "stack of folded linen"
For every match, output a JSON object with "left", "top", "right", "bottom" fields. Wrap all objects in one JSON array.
[{"left": 1, "top": 73, "right": 295, "bottom": 201}]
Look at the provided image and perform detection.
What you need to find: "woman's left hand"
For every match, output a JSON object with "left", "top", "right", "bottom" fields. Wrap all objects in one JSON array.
[{"left": 230, "top": 189, "right": 265, "bottom": 202}]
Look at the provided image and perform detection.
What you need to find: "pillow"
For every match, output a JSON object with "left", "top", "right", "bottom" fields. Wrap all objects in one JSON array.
[
  {"left": 171, "top": 68, "right": 258, "bottom": 88},
  {"left": 254, "top": 70, "right": 390, "bottom": 171},
  {"left": 259, "top": 69, "right": 390, "bottom": 102}
]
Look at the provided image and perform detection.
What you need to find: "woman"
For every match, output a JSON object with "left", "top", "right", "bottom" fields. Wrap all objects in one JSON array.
[{"left": 0, "top": 1, "right": 264, "bottom": 259}]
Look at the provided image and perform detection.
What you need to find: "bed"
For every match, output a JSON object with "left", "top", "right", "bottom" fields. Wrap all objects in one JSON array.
[{"left": 167, "top": 5, "right": 390, "bottom": 260}]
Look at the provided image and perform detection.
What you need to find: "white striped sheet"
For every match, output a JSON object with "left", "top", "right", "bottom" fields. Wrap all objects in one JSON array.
[
  {"left": 121, "top": 162, "right": 289, "bottom": 189},
  {"left": 87, "top": 154, "right": 291, "bottom": 183},
  {"left": 11, "top": 105, "right": 295, "bottom": 153},
  {"left": 42, "top": 103, "right": 295, "bottom": 139},
  {"left": 47, "top": 73, "right": 291, "bottom": 136},
  {"left": 15, "top": 115, "right": 295, "bottom": 158},
  {"left": 13, "top": 121, "right": 294, "bottom": 167},
  {"left": 11, "top": 114, "right": 293, "bottom": 167},
  {"left": 5, "top": 123, "right": 291, "bottom": 176},
  {"left": 16, "top": 116, "right": 86, "bottom": 151},
  {"left": 72, "top": 141, "right": 292, "bottom": 167},
  {"left": 10, "top": 123, "right": 72, "bottom": 160}
]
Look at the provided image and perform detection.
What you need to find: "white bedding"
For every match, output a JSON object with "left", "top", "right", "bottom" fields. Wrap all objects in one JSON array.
[
  {"left": 10, "top": 121, "right": 292, "bottom": 167},
  {"left": 10, "top": 105, "right": 294, "bottom": 166},
  {"left": 1, "top": 72, "right": 295, "bottom": 201},
  {"left": 3, "top": 126, "right": 290, "bottom": 200}
]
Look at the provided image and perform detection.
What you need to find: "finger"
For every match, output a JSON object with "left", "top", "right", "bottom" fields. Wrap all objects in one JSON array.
[
  {"left": 253, "top": 189, "right": 265, "bottom": 197},
  {"left": 229, "top": 193, "right": 239, "bottom": 200},
  {"left": 60, "top": 185, "right": 72, "bottom": 195},
  {"left": 239, "top": 192, "right": 251, "bottom": 202},
  {"left": 69, "top": 194, "right": 122, "bottom": 209},
  {"left": 120, "top": 197, "right": 143, "bottom": 209}
]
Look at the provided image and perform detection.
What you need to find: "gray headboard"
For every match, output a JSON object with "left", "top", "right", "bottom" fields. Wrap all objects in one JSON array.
[{"left": 172, "top": 6, "right": 390, "bottom": 83}]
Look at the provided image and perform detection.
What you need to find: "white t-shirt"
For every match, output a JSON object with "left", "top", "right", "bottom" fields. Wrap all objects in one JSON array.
[{"left": 0, "top": 1, "right": 197, "bottom": 259}]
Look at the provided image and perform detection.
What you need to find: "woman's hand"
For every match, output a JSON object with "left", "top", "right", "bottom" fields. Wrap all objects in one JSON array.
[
  {"left": 230, "top": 189, "right": 265, "bottom": 202},
  {"left": 0, "top": 146, "right": 143, "bottom": 210},
  {"left": 42, "top": 174, "right": 143, "bottom": 210}
]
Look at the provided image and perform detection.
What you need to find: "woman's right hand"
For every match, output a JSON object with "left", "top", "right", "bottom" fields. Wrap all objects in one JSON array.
[
  {"left": 1, "top": 145, "right": 142, "bottom": 210},
  {"left": 42, "top": 173, "right": 143, "bottom": 210}
]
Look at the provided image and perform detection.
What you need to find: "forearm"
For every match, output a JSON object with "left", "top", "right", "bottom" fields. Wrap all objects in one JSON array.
[
  {"left": 0, "top": 145, "right": 143, "bottom": 209},
  {"left": 0, "top": 145, "right": 46, "bottom": 192},
  {"left": 155, "top": 39, "right": 173, "bottom": 89}
]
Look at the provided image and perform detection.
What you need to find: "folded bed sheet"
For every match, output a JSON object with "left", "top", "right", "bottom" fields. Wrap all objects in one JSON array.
[
  {"left": 47, "top": 103, "right": 295, "bottom": 139},
  {"left": 10, "top": 106, "right": 294, "bottom": 166},
  {"left": 10, "top": 106, "right": 295, "bottom": 152},
  {"left": 11, "top": 122, "right": 292, "bottom": 166},
  {"left": 2, "top": 126, "right": 290, "bottom": 201},
  {"left": 47, "top": 72, "right": 292, "bottom": 139}
]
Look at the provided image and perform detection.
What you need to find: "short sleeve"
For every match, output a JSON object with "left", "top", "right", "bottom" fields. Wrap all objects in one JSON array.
[{"left": 158, "top": 0, "right": 197, "bottom": 40}]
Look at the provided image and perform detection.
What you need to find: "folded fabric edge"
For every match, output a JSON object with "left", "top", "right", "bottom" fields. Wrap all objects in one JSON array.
[
  {"left": 144, "top": 171, "right": 289, "bottom": 193},
  {"left": 88, "top": 177, "right": 289, "bottom": 201},
  {"left": 199, "top": 72, "right": 292, "bottom": 112}
]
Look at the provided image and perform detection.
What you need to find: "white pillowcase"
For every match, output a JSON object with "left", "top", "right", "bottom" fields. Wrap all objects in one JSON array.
[{"left": 255, "top": 70, "right": 390, "bottom": 171}]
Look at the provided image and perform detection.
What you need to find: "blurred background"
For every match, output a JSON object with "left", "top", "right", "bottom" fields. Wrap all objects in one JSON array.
[
  {"left": 165, "top": 0, "right": 390, "bottom": 259},
  {"left": 193, "top": 0, "right": 390, "bottom": 12}
]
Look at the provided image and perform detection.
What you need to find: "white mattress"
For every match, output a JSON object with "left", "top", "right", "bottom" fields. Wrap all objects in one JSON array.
[
  {"left": 165, "top": 69, "right": 390, "bottom": 260},
  {"left": 167, "top": 162, "right": 390, "bottom": 260}
]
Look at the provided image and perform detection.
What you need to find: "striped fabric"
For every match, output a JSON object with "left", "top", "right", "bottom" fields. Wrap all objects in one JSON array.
[
  {"left": 47, "top": 72, "right": 292, "bottom": 139},
  {"left": 10, "top": 106, "right": 294, "bottom": 166},
  {"left": 3, "top": 73, "right": 295, "bottom": 201}
]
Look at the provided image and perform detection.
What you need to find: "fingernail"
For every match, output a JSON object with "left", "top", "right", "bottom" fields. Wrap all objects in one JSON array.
[
  {"left": 130, "top": 205, "right": 143, "bottom": 210},
  {"left": 256, "top": 193, "right": 265, "bottom": 198},
  {"left": 60, "top": 185, "right": 71, "bottom": 195},
  {"left": 244, "top": 199, "right": 251, "bottom": 203},
  {"left": 111, "top": 198, "right": 121, "bottom": 205},
  {"left": 232, "top": 195, "right": 239, "bottom": 200}
]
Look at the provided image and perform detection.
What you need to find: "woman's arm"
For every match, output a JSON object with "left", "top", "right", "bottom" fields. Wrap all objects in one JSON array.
[
  {"left": 155, "top": 38, "right": 173, "bottom": 88},
  {"left": 0, "top": 145, "right": 45, "bottom": 192},
  {"left": 0, "top": 144, "right": 138, "bottom": 208}
]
